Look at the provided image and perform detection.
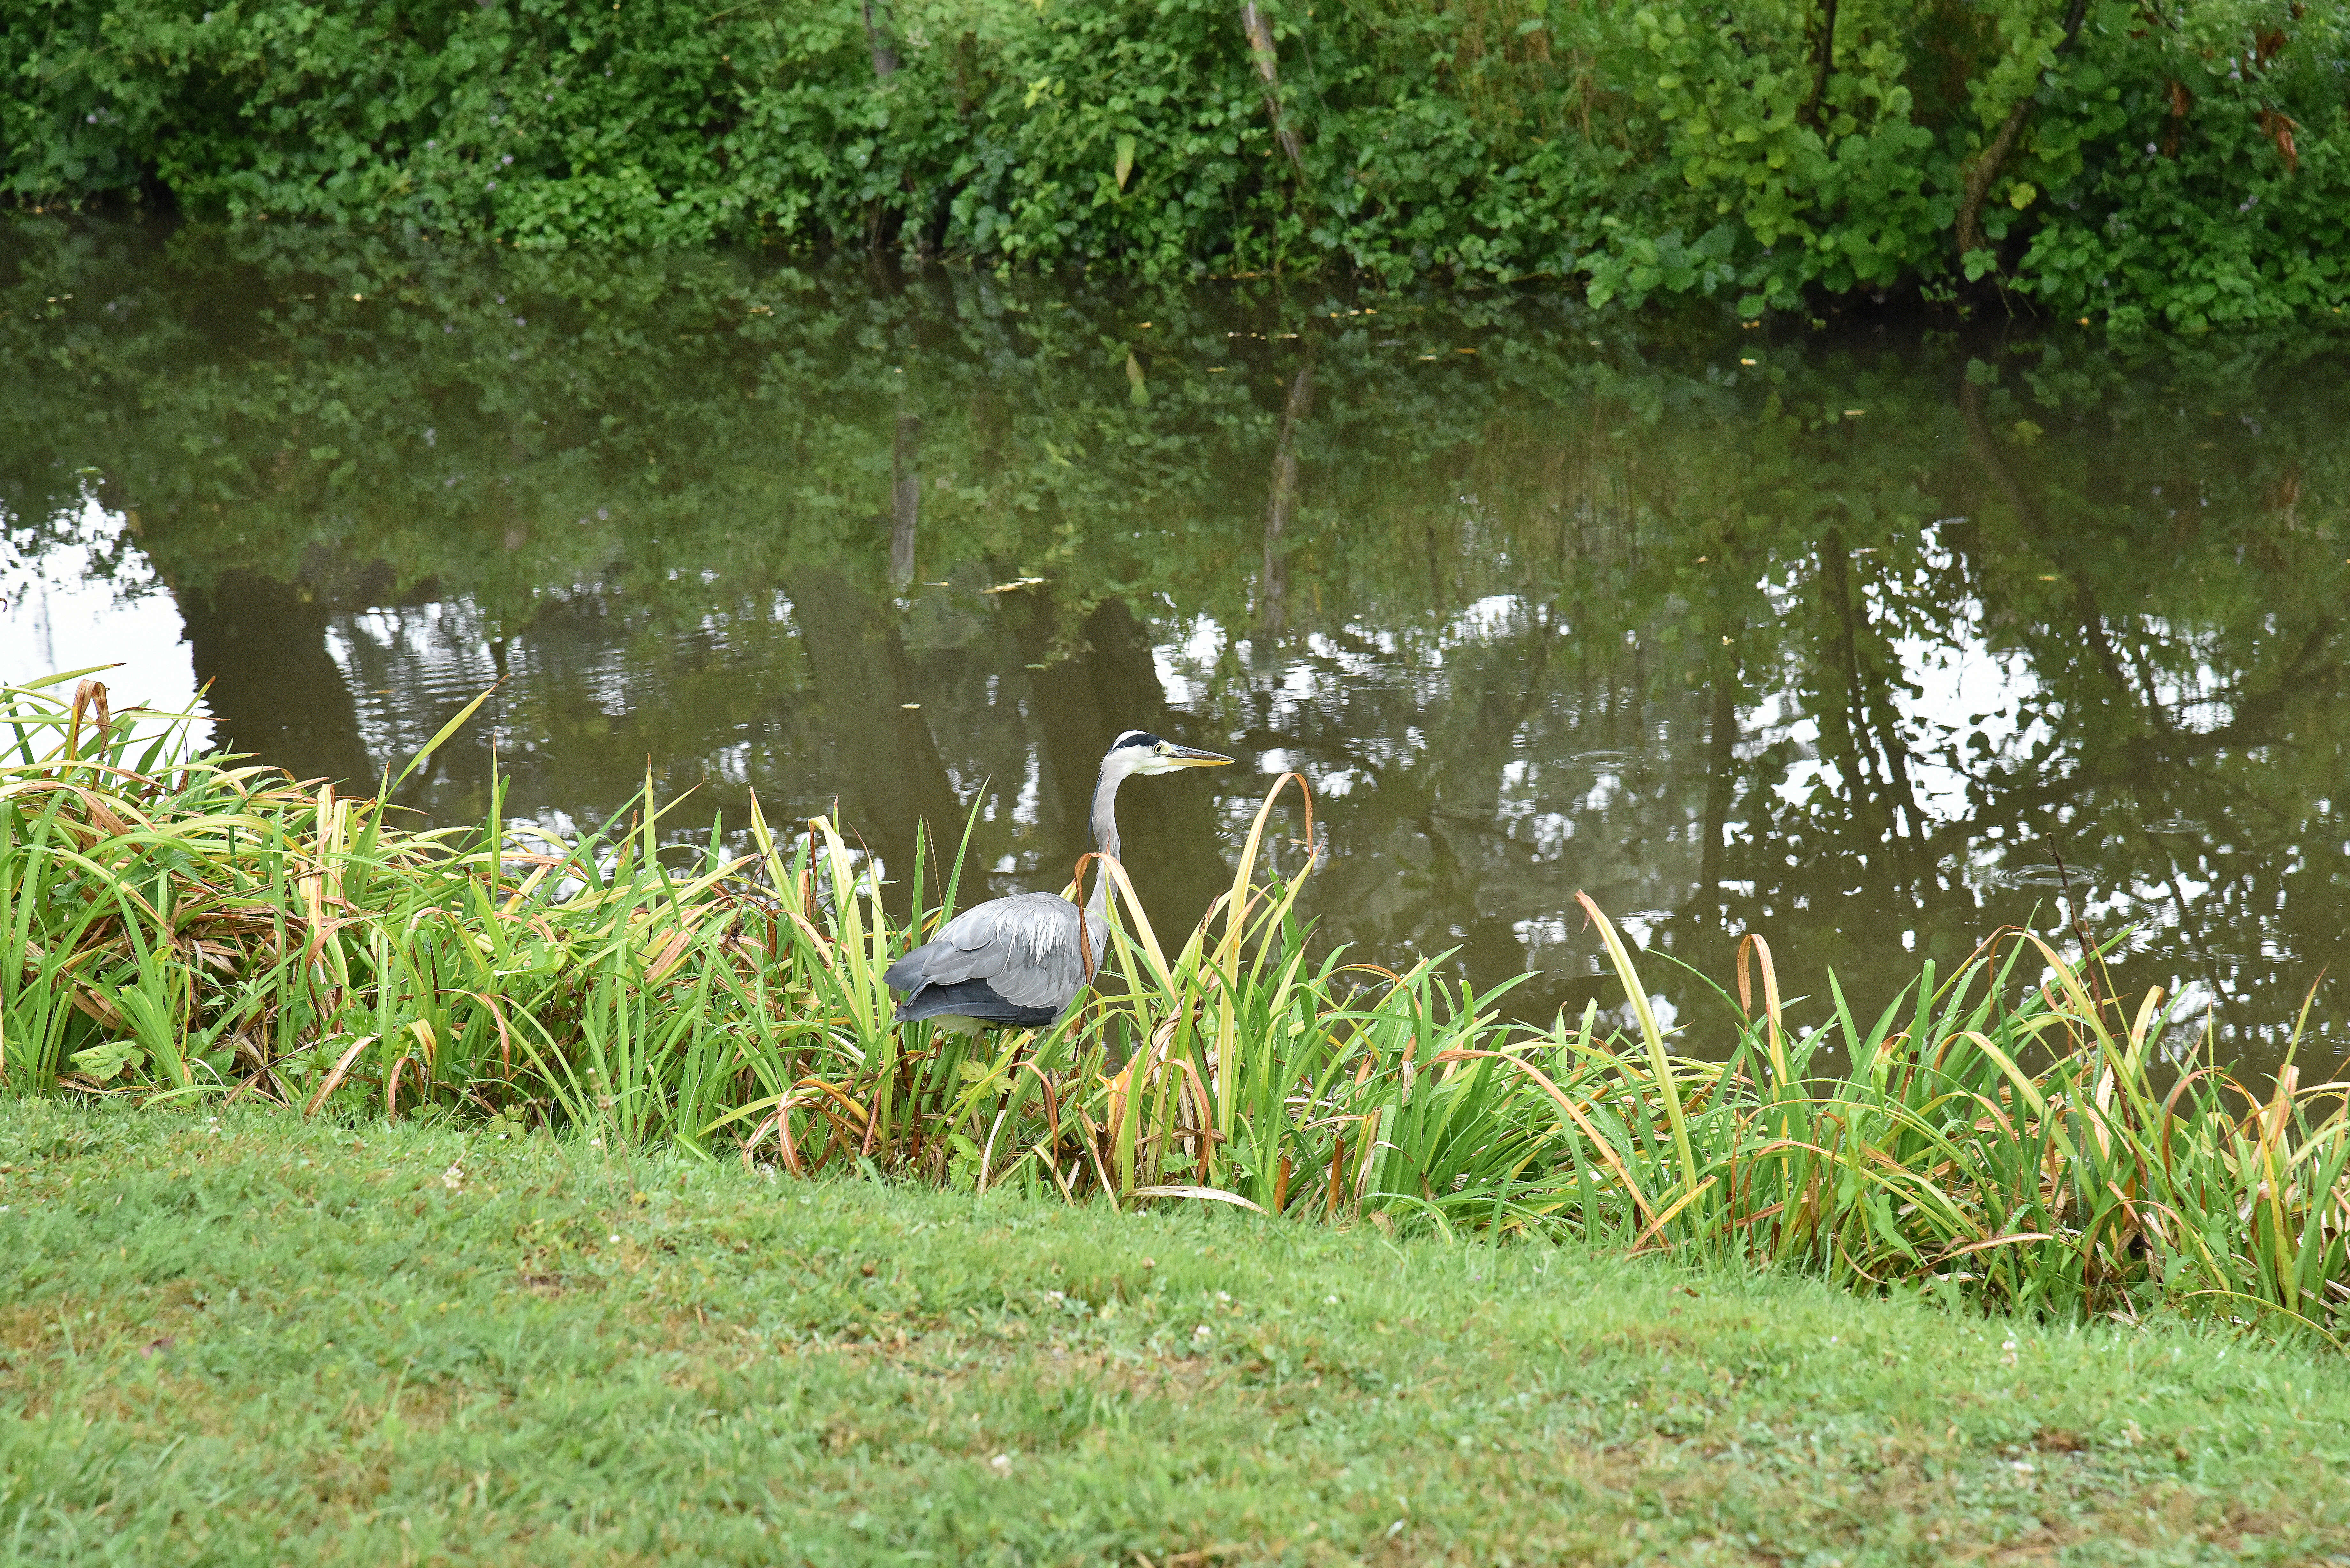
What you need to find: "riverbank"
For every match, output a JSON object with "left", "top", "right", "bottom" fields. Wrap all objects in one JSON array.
[
  {"left": 7, "top": 674, "right": 2349, "bottom": 1349},
  {"left": 7, "top": 0, "right": 2349, "bottom": 329},
  {"left": 4, "top": 1101, "right": 2347, "bottom": 1565}
]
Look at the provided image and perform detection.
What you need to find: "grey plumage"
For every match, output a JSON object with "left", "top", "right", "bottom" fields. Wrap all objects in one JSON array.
[
  {"left": 885, "top": 730, "right": 1232, "bottom": 1033},
  {"left": 881, "top": 894, "right": 1097, "bottom": 1029}
]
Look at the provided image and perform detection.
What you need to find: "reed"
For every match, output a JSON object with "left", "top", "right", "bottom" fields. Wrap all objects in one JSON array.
[{"left": 4, "top": 674, "right": 2346, "bottom": 1345}]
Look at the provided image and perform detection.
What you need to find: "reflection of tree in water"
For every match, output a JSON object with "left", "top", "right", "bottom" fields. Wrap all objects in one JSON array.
[
  {"left": 180, "top": 570, "right": 374, "bottom": 791},
  {"left": 1658, "top": 373, "right": 2350, "bottom": 1060},
  {"left": 3, "top": 220, "right": 2344, "bottom": 1065}
]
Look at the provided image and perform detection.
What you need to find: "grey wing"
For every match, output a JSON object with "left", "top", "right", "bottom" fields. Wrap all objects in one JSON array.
[{"left": 883, "top": 893, "right": 1090, "bottom": 1010}]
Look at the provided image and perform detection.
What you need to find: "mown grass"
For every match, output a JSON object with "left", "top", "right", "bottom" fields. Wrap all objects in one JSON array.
[
  {"left": 6, "top": 1102, "right": 2350, "bottom": 1567},
  {"left": 5, "top": 673, "right": 2349, "bottom": 1349}
]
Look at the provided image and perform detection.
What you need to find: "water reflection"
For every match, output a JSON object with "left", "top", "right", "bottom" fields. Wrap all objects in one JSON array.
[{"left": 3, "top": 216, "right": 2345, "bottom": 1067}]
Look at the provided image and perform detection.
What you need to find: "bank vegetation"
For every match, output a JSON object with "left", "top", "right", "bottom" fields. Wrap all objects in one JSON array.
[
  {"left": 5, "top": 673, "right": 2347, "bottom": 1349},
  {"left": 6, "top": 0, "right": 2348, "bottom": 328}
]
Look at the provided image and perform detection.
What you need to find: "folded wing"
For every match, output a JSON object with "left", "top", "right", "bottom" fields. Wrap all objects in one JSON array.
[{"left": 883, "top": 892, "right": 1091, "bottom": 1021}]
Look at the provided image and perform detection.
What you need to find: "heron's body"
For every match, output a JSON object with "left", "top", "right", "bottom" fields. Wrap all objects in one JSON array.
[{"left": 883, "top": 731, "right": 1230, "bottom": 1032}]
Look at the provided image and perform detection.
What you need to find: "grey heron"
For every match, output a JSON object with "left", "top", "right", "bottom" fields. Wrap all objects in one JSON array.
[{"left": 883, "top": 730, "right": 1233, "bottom": 1032}]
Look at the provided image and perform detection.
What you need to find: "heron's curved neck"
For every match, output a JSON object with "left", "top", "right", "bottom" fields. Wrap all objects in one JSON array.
[{"left": 1088, "top": 764, "right": 1125, "bottom": 921}]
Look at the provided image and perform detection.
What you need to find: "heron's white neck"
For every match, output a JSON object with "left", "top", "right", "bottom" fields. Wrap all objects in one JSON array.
[{"left": 1088, "top": 761, "right": 1128, "bottom": 925}]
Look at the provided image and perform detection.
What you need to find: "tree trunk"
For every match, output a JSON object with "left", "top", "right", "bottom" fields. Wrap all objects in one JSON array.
[
  {"left": 1699, "top": 650, "right": 1739, "bottom": 907},
  {"left": 1954, "top": 0, "right": 2090, "bottom": 261},
  {"left": 1239, "top": 4, "right": 1307, "bottom": 174},
  {"left": 1007, "top": 597, "right": 1231, "bottom": 951},
  {"left": 1259, "top": 355, "right": 1315, "bottom": 634},
  {"left": 861, "top": 0, "right": 900, "bottom": 79},
  {"left": 788, "top": 568, "right": 958, "bottom": 916},
  {"left": 890, "top": 414, "right": 921, "bottom": 589},
  {"left": 1797, "top": 0, "right": 1838, "bottom": 129},
  {"left": 176, "top": 570, "right": 375, "bottom": 795}
]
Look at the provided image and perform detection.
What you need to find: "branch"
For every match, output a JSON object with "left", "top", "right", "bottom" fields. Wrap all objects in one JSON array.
[
  {"left": 1258, "top": 357, "right": 1314, "bottom": 634},
  {"left": 1954, "top": 0, "right": 2089, "bottom": 262},
  {"left": 1239, "top": 4, "right": 1307, "bottom": 176},
  {"left": 861, "top": 0, "right": 900, "bottom": 80},
  {"left": 1796, "top": 0, "right": 1838, "bottom": 130}
]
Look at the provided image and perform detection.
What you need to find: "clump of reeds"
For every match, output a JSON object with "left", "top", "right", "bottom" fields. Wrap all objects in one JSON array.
[{"left": 5, "top": 674, "right": 2346, "bottom": 1345}]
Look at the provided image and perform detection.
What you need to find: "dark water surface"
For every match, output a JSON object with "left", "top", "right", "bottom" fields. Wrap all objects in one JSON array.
[{"left": 6, "top": 218, "right": 2348, "bottom": 1067}]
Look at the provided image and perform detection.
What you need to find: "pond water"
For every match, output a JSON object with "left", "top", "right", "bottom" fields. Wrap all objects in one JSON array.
[{"left": 5, "top": 218, "right": 2347, "bottom": 1069}]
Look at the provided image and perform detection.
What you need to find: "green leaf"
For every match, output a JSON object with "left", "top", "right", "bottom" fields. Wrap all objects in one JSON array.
[{"left": 70, "top": 1040, "right": 147, "bottom": 1082}]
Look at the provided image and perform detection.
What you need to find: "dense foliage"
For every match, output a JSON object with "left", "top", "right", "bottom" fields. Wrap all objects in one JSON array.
[{"left": 4, "top": 0, "right": 2347, "bottom": 325}]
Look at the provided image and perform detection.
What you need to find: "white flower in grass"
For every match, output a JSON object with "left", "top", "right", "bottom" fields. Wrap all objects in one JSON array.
[{"left": 442, "top": 1164, "right": 465, "bottom": 1191}]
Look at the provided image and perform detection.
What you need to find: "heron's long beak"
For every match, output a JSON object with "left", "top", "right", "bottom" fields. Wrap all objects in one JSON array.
[{"left": 1168, "top": 746, "right": 1234, "bottom": 767}]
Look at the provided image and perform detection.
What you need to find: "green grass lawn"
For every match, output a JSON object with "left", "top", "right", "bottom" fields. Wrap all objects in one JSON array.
[{"left": 4, "top": 1103, "right": 2348, "bottom": 1567}]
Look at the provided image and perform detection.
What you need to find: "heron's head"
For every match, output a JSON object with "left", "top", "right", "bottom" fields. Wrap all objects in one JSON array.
[{"left": 1107, "top": 729, "right": 1234, "bottom": 777}]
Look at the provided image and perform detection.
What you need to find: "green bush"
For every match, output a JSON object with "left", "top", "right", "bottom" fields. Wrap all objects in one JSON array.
[{"left": 5, "top": 0, "right": 2346, "bottom": 324}]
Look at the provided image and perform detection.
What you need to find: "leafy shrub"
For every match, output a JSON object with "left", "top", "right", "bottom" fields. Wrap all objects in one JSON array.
[{"left": 4, "top": 0, "right": 2346, "bottom": 324}]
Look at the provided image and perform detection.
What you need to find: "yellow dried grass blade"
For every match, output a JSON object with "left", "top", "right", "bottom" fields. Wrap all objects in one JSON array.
[
  {"left": 1087, "top": 852, "right": 1175, "bottom": 993},
  {"left": 1951, "top": 1029, "right": 2049, "bottom": 1119},
  {"left": 1736, "top": 932, "right": 1789, "bottom": 1086},
  {"left": 1203, "top": 773, "right": 1315, "bottom": 1152},
  {"left": 1576, "top": 892, "right": 1697, "bottom": 1205},
  {"left": 1213, "top": 772, "right": 1313, "bottom": 979}
]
